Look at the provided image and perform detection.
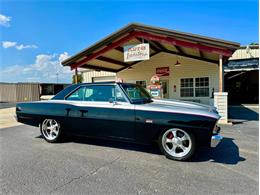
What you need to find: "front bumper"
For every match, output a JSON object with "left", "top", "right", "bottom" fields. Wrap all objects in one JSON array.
[
  {"left": 210, "top": 125, "right": 222, "bottom": 147},
  {"left": 211, "top": 134, "right": 223, "bottom": 147}
]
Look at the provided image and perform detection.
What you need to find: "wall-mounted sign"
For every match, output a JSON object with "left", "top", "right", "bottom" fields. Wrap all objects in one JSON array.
[
  {"left": 124, "top": 43, "right": 150, "bottom": 62},
  {"left": 156, "top": 67, "right": 169, "bottom": 76}
]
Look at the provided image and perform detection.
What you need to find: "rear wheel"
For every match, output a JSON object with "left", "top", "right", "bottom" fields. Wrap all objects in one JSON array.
[
  {"left": 40, "top": 119, "right": 63, "bottom": 143},
  {"left": 159, "top": 128, "right": 195, "bottom": 161}
]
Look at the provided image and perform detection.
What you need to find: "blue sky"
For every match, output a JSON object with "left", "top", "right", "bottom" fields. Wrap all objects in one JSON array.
[{"left": 0, "top": 0, "right": 258, "bottom": 83}]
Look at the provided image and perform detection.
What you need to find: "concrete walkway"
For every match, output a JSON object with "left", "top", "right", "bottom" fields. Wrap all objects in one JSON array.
[{"left": 0, "top": 107, "right": 21, "bottom": 129}]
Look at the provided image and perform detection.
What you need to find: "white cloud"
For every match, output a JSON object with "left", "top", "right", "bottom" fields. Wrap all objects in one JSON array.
[
  {"left": 2, "top": 41, "right": 38, "bottom": 50},
  {"left": 0, "top": 14, "right": 11, "bottom": 27},
  {"left": 16, "top": 44, "right": 38, "bottom": 50},
  {"left": 0, "top": 52, "right": 73, "bottom": 83},
  {"left": 2, "top": 41, "right": 17, "bottom": 48}
]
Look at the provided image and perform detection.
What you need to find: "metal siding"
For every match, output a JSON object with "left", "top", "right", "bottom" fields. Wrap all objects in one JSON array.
[
  {"left": 229, "top": 48, "right": 259, "bottom": 60},
  {"left": 16, "top": 83, "right": 40, "bottom": 102},
  {"left": 0, "top": 83, "right": 17, "bottom": 102},
  {"left": 82, "top": 71, "right": 116, "bottom": 83}
]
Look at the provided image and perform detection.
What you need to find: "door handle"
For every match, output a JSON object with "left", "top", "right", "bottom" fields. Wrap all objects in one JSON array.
[
  {"left": 79, "top": 109, "right": 88, "bottom": 117},
  {"left": 65, "top": 108, "right": 71, "bottom": 116}
]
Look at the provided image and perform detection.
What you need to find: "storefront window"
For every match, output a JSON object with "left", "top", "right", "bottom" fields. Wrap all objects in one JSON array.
[
  {"left": 136, "top": 80, "right": 147, "bottom": 88},
  {"left": 180, "top": 78, "right": 194, "bottom": 97},
  {"left": 195, "top": 77, "right": 209, "bottom": 97}
]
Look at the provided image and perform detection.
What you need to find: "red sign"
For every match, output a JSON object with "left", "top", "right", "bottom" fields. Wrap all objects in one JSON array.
[{"left": 156, "top": 67, "right": 169, "bottom": 76}]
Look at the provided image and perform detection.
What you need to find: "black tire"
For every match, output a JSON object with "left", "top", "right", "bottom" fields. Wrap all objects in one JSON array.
[
  {"left": 158, "top": 128, "right": 196, "bottom": 161},
  {"left": 40, "top": 119, "right": 64, "bottom": 143}
]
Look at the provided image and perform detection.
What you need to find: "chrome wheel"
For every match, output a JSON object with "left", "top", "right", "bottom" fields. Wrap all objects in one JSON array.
[
  {"left": 41, "top": 119, "right": 60, "bottom": 141},
  {"left": 162, "top": 128, "right": 192, "bottom": 158}
]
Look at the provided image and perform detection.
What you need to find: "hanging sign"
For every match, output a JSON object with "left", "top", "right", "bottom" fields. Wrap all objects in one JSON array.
[
  {"left": 124, "top": 43, "right": 150, "bottom": 62},
  {"left": 156, "top": 67, "right": 169, "bottom": 76}
]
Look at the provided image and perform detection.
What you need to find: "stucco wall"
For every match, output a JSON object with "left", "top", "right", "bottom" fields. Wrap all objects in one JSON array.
[{"left": 117, "top": 52, "right": 219, "bottom": 105}]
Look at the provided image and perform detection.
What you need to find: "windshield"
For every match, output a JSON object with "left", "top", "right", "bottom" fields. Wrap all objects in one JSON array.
[{"left": 121, "top": 83, "right": 152, "bottom": 103}]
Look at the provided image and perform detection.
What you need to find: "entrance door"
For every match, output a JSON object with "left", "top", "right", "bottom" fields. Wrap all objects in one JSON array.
[{"left": 161, "top": 80, "right": 169, "bottom": 98}]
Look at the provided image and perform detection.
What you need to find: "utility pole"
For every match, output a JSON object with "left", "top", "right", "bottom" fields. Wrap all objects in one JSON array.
[{"left": 56, "top": 73, "right": 59, "bottom": 83}]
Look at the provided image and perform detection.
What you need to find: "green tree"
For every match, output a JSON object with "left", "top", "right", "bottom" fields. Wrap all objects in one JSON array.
[{"left": 72, "top": 74, "right": 83, "bottom": 84}]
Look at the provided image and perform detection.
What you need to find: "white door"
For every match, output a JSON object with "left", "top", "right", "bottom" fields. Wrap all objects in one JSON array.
[{"left": 161, "top": 80, "right": 169, "bottom": 98}]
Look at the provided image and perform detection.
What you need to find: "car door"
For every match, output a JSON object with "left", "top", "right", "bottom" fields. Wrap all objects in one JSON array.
[
  {"left": 63, "top": 86, "right": 87, "bottom": 135},
  {"left": 79, "top": 84, "right": 136, "bottom": 141}
]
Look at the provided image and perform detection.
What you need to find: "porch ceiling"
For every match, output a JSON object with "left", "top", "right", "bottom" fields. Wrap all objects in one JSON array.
[{"left": 62, "top": 23, "right": 240, "bottom": 72}]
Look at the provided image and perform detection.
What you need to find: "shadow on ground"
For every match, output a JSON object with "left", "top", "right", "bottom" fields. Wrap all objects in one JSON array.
[
  {"left": 192, "top": 137, "right": 246, "bottom": 164},
  {"left": 229, "top": 105, "right": 259, "bottom": 122},
  {"left": 0, "top": 102, "right": 16, "bottom": 109},
  {"left": 37, "top": 135, "right": 245, "bottom": 165}
]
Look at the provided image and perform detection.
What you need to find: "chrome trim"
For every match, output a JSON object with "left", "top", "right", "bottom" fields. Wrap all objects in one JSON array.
[{"left": 211, "top": 134, "right": 223, "bottom": 147}]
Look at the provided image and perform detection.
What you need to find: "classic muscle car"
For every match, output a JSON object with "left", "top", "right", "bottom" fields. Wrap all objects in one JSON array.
[{"left": 16, "top": 82, "right": 222, "bottom": 161}]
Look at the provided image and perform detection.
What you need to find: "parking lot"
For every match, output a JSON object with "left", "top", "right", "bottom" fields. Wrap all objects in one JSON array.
[{"left": 0, "top": 107, "right": 259, "bottom": 194}]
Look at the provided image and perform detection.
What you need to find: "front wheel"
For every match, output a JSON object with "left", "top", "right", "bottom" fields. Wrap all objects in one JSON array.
[
  {"left": 40, "top": 119, "right": 63, "bottom": 143},
  {"left": 159, "top": 128, "right": 195, "bottom": 161}
]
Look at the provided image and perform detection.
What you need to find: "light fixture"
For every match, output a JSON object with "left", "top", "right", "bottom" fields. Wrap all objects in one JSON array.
[
  {"left": 175, "top": 60, "right": 181, "bottom": 66},
  {"left": 175, "top": 56, "right": 181, "bottom": 66}
]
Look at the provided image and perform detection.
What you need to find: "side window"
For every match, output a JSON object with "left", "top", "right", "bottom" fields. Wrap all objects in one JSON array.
[
  {"left": 115, "top": 86, "right": 126, "bottom": 102},
  {"left": 83, "top": 85, "right": 115, "bottom": 102},
  {"left": 66, "top": 87, "right": 86, "bottom": 101}
]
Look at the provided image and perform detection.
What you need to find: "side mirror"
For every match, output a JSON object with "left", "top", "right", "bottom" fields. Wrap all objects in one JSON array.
[
  {"left": 109, "top": 98, "right": 115, "bottom": 104},
  {"left": 109, "top": 98, "right": 119, "bottom": 105}
]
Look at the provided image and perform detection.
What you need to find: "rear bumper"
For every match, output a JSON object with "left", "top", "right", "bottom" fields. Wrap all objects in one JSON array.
[{"left": 211, "top": 134, "right": 223, "bottom": 147}]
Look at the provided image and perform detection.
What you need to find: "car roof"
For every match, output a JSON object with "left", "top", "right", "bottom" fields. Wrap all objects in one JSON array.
[{"left": 75, "top": 82, "right": 138, "bottom": 86}]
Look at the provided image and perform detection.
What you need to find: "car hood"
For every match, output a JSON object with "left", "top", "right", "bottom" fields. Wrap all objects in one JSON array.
[{"left": 135, "top": 98, "right": 220, "bottom": 120}]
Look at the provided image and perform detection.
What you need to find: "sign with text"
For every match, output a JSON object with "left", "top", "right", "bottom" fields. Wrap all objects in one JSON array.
[
  {"left": 156, "top": 67, "right": 170, "bottom": 76},
  {"left": 124, "top": 43, "right": 150, "bottom": 62}
]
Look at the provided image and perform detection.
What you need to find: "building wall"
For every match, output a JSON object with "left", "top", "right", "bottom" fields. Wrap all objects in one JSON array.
[
  {"left": 117, "top": 52, "right": 219, "bottom": 105},
  {"left": 82, "top": 70, "right": 116, "bottom": 83},
  {"left": 229, "top": 46, "right": 259, "bottom": 60}
]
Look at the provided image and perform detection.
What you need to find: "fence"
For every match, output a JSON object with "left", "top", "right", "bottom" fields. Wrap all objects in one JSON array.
[{"left": 0, "top": 83, "right": 40, "bottom": 102}]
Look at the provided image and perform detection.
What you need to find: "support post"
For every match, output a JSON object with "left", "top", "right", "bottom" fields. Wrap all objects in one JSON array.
[
  {"left": 214, "top": 54, "right": 228, "bottom": 123},
  {"left": 219, "top": 55, "right": 223, "bottom": 93},
  {"left": 75, "top": 68, "right": 78, "bottom": 84}
]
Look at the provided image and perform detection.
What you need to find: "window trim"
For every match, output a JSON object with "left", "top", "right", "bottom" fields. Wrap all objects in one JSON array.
[
  {"left": 65, "top": 86, "right": 86, "bottom": 101},
  {"left": 195, "top": 77, "right": 210, "bottom": 97},
  {"left": 180, "top": 77, "right": 210, "bottom": 98},
  {"left": 64, "top": 84, "right": 130, "bottom": 103},
  {"left": 180, "top": 78, "right": 194, "bottom": 98},
  {"left": 135, "top": 80, "right": 147, "bottom": 88}
]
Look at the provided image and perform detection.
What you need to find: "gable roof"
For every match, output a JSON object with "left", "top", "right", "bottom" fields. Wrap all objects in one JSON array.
[{"left": 62, "top": 23, "right": 240, "bottom": 72}]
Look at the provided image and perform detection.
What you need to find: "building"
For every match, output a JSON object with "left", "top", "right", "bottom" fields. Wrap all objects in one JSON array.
[
  {"left": 224, "top": 45, "right": 259, "bottom": 105},
  {"left": 0, "top": 82, "right": 69, "bottom": 102},
  {"left": 62, "top": 23, "right": 240, "bottom": 123}
]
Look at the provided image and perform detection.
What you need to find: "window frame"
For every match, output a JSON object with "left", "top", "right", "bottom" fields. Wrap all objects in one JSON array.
[
  {"left": 180, "top": 78, "right": 194, "bottom": 97},
  {"left": 195, "top": 77, "right": 210, "bottom": 97},
  {"left": 180, "top": 77, "right": 210, "bottom": 98},
  {"left": 135, "top": 80, "right": 147, "bottom": 88},
  {"left": 65, "top": 86, "right": 86, "bottom": 101},
  {"left": 64, "top": 84, "right": 130, "bottom": 103}
]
